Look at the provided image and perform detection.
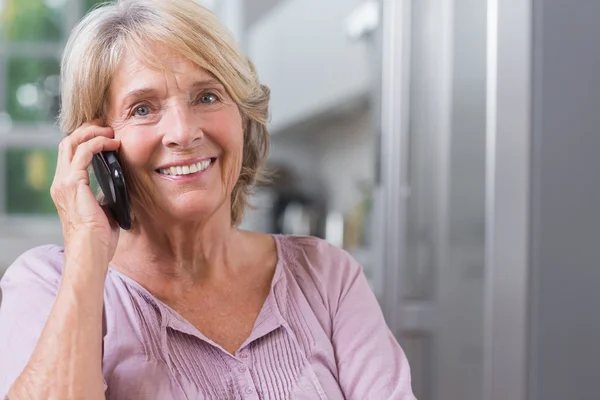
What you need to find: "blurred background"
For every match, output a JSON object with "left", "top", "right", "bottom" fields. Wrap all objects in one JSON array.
[{"left": 1, "top": 0, "right": 600, "bottom": 399}]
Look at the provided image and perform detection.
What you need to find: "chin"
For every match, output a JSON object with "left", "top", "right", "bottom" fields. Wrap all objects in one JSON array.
[{"left": 165, "top": 198, "right": 226, "bottom": 223}]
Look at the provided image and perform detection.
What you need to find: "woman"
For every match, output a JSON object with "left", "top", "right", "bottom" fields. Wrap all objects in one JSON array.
[{"left": 0, "top": 0, "right": 416, "bottom": 399}]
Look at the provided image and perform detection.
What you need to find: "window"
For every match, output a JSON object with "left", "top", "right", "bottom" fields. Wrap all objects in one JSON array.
[
  {"left": 0, "top": 0, "right": 110, "bottom": 223},
  {"left": 1, "top": 0, "right": 64, "bottom": 43},
  {"left": 6, "top": 148, "right": 58, "bottom": 214},
  {"left": 7, "top": 58, "right": 60, "bottom": 123}
]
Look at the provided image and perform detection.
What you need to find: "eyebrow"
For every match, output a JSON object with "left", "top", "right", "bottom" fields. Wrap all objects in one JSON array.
[
  {"left": 120, "top": 88, "right": 159, "bottom": 109},
  {"left": 120, "top": 79, "right": 225, "bottom": 108},
  {"left": 188, "top": 79, "right": 225, "bottom": 92}
]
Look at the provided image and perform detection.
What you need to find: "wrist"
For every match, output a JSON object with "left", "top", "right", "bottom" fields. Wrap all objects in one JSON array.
[
  {"left": 64, "top": 232, "right": 112, "bottom": 267},
  {"left": 59, "top": 257, "right": 107, "bottom": 315},
  {"left": 63, "top": 235, "right": 111, "bottom": 287}
]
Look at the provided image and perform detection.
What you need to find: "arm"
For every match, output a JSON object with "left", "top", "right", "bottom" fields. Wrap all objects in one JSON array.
[
  {"left": 331, "top": 252, "right": 417, "bottom": 400},
  {"left": 1, "top": 241, "right": 108, "bottom": 400},
  {"left": 1, "top": 122, "right": 120, "bottom": 399}
]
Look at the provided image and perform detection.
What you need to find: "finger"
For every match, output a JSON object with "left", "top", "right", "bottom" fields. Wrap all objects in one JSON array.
[
  {"left": 64, "top": 124, "right": 114, "bottom": 157},
  {"left": 70, "top": 136, "right": 121, "bottom": 172},
  {"left": 56, "top": 128, "right": 115, "bottom": 180},
  {"left": 58, "top": 124, "right": 114, "bottom": 167},
  {"left": 52, "top": 122, "right": 116, "bottom": 205}
]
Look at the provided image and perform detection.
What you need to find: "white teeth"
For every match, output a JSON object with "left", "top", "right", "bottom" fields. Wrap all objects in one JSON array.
[{"left": 159, "top": 159, "right": 213, "bottom": 176}]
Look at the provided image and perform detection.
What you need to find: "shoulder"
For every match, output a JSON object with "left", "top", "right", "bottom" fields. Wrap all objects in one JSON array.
[
  {"left": 276, "top": 234, "right": 358, "bottom": 270},
  {"left": 274, "top": 235, "right": 364, "bottom": 308},
  {"left": 0, "top": 244, "right": 65, "bottom": 294}
]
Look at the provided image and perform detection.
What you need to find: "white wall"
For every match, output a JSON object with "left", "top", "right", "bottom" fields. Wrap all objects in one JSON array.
[{"left": 247, "top": 0, "right": 371, "bottom": 132}]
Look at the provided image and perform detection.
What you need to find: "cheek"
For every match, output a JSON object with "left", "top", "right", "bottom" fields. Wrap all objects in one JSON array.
[
  {"left": 117, "top": 127, "right": 159, "bottom": 168},
  {"left": 217, "top": 118, "right": 244, "bottom": 180},
  {"left": 114, "top": 127, "right": 160, "bottom": 201},
  {"left": 217, "top": 111, "right": 244, "bottom": 159}
]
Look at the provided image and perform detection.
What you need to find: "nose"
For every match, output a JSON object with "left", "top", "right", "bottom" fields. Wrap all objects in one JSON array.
[{"left": 160, "top": 103, "right": 203, "bottom": 148}]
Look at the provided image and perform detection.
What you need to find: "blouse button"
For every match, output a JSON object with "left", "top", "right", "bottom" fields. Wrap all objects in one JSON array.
[
  {"left": 240, "top": 353, "right": 248, "bottom": 359},
  {"left": 239, "top": 366, "right": 247, "bottom": 373},
  {"left": 245, "top": 388, "right": 253, "bottom": 394}
]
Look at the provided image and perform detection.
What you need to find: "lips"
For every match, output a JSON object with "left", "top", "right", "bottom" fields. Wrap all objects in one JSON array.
[{"left": 156, "top": 158, "right": 215, "bottom": 176}]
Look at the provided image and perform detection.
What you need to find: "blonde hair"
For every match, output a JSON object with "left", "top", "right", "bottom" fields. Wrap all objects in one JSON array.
[{"left": 59, "top": 0, "right": 270, "bottom": 226}]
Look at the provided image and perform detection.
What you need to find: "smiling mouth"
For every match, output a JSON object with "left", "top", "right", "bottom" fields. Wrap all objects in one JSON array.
[{"left": 156, "top": 158, "right": 216, "bottom": 176}]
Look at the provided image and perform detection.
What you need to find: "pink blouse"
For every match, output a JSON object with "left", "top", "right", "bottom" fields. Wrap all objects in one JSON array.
[{"left": 0, "top": 234, "right": 416, "bottom": 399}]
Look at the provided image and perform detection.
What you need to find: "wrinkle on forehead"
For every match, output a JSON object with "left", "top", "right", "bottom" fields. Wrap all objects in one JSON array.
[
  {"left": 118, "top": 51, "right": 217, "bottom": 93},
  {"left": 123, "top": 39, "right": 207, "bottom": 77}
]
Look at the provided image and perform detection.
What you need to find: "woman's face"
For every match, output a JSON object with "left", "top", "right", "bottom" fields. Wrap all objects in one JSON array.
[{"left": 106, "top": 51, "right": 244, "bottom": 224}]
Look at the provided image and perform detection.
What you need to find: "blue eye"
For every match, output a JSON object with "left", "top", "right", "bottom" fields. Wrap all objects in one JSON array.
[
  {"left": 199, "top": 93, "right": 218, "bottom": 104},
  {"left": 134, "top": 105, "right": 150, "bottom": 116}
]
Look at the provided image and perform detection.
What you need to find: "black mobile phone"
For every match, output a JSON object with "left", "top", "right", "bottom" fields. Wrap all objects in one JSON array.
[{"left": 91, "top": 151, "right": 132, "bottom": 230}]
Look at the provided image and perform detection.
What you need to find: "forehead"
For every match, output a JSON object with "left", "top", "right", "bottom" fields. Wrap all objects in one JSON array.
[{"left": 110, "top": 50, "right": 215, "bottom": 97}]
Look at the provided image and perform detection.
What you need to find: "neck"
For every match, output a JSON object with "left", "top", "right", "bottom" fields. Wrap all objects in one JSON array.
[{"left": 112, "top": 204, "right": 243, "bottom": 293}]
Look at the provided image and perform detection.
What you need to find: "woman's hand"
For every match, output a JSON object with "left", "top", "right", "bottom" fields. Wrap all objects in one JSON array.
[
  {"left": 51, "top": 120, "right": 121, "bottom": 266},
  {"left": 3, "top": 121, "right": 115, "bottom": 400}
]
